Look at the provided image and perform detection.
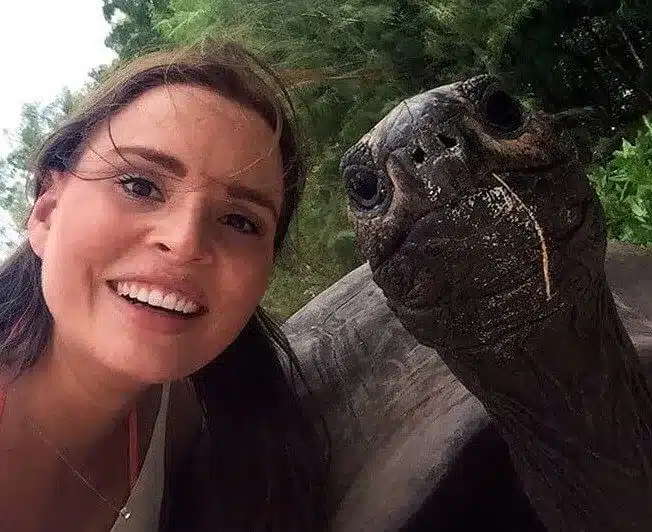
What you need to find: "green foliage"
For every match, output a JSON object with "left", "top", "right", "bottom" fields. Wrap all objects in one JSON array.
[
  {"left": 0, "top": 89, "right": 76, "bottom": 229},
  {"left": 589, "top": 117, "right": 652, "bottom": 245},
  {"left": 501, "top": 0, "right": 652, "bottom": 129},
  {"left": 103, "top": 0, "right": 172, "bottom": 58},
  {"left": 424, "top": 0, "right": 547, "bottom": 75}
]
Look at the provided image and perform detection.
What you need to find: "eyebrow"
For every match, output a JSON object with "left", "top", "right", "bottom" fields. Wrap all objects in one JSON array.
[
  {"left": 112, "top": 145, "right": 187, "bottom": 176},
  {"left": 111, "top": 145, "right": 279, "bottom": 218},
  {"left": 226, "top": 184, "right": 280, "bottom": 219}
]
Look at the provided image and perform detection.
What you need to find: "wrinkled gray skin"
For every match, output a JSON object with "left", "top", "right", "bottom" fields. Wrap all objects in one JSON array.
[{"left": 335, "top": 75, "right": 652, "bottom": 531}]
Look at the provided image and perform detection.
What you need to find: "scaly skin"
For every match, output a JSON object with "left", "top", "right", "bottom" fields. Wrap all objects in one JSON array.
[{"left": 340, "top": 75, "right": 652, "bottom": 531}]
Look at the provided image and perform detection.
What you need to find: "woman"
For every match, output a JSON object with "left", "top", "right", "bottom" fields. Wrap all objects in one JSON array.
[{"left": 0, "top": 41, "right": 329, "bottom": 531}]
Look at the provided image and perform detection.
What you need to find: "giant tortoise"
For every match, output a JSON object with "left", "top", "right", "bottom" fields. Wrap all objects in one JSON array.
[{"left": 283, "top": 76, "right": 652, "bottom": 531}]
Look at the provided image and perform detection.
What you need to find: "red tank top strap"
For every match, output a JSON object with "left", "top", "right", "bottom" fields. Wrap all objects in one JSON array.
[{"left": 0, "top": 388, "right": 6, "bottom": 418}]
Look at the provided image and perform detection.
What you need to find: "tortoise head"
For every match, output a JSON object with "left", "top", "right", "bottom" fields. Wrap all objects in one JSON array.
[{"left": 340, "top": 75, "right": 606, "bottom": 352}]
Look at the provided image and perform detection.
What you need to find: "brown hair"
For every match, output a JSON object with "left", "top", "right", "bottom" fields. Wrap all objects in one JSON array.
[{"left": 0, "top": 41, "right": 329, "bottom": 531}]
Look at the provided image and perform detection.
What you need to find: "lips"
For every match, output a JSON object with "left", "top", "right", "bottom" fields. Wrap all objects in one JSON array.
[
  {"left": 106, "top": 281, "right": 207, "bottom": 335},
  {"left": 106, "top": 281, "right": 206, "bottom": 317}
]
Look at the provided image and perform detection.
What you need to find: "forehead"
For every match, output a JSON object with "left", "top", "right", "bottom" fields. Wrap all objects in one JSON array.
[{"left": 82, "top": 83, "right": 283, "bottom": 192}]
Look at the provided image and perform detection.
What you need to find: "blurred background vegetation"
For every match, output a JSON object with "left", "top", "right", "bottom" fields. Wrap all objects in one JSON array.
[{"left": 1, "top": 0, "right": 651, "bottom": 320}]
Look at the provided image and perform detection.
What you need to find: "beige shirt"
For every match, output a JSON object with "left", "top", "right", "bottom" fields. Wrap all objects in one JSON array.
[{"left": 110, "top": 384, "right": 170, "bottom": 532}]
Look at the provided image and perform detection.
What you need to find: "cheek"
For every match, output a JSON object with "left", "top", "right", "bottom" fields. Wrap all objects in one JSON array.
[
  {"left": 194, "top": 248, "right": 272, "bottom": 367},
  {"left": 61, "top": 190, "right": 130, "bottom": 258},
  {"left": 218, "top": 245, "right": 273, "bottom": 308},
  {"left": 39, "top": 184, "right": 133, "bottom": 315}
]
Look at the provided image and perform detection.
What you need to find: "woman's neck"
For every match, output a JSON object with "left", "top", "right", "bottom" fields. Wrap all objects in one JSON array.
[
  {"left": 449, "top": 277, "right": 652, "bottom": 531},
  {"left": 7, "top": 342, "right": 154, "bottom": 457},
  {"left": 0, "top": 345, "right": 163, "bottom": 531}
]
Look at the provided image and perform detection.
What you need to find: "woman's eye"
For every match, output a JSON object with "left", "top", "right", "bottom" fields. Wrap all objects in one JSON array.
[
  {"left": 222, "top": 213, "right": 259, "bottom": 235},
  {"left": 117, "top": 176, "right": 164, "bottom": 201}
]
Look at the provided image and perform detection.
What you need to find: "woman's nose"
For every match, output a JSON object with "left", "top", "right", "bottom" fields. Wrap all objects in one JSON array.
[{"left": 150, "top": 202, "right": 214, "bottom": 265}]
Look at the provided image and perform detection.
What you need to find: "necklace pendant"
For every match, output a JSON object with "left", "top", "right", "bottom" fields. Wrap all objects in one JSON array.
[{"left": 119, "top": 507, "right": 131, "bottom": 520}]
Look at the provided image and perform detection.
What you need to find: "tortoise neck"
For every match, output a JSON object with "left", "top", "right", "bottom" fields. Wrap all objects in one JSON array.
[{"left": 464, "top": 277, "right": 652, "bottom": 531}]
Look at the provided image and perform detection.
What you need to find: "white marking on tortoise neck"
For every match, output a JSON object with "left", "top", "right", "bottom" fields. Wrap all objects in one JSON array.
[
  {"left": 492, "top": 172, "right": 552, "bottom": 301},
  {"left": 422, "top": 176, "right": 441, "bottom": 202}
]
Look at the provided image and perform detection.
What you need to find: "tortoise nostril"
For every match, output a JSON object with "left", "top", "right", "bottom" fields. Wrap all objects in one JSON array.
[
  {"left": 437, "top": 134, "right": 458, "bottom": 148},
  {"left": 412, "top": 146, "right": 426, "bottom": 165}
]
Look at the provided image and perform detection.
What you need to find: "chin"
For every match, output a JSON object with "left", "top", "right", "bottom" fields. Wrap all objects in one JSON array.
[{"left": 95, "top": 340, "right": 210, "bottom": 384}]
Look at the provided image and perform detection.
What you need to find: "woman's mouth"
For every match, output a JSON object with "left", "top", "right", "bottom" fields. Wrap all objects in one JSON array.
[{"left": 106, "top": 280, "right": 206, "bottom": 327}]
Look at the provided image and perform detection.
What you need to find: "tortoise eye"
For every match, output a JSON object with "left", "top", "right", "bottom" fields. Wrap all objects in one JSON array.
[
  {"left": 481, "top": 88, "right": 524, "bottom": 133},
  {"left": 344, "top": 167, "right": 391, "bottom": 212}
]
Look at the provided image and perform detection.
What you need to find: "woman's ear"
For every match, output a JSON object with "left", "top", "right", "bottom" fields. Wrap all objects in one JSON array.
[{"left": 27, "top": 171, "right": 67, "bottom": 258}]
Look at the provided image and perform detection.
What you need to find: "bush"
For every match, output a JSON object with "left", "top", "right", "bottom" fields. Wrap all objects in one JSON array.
[
  {"left": 589, "top": 117, "right": 652, "bottom": 246},
  {"left": 263, "top": 165, "right": 363, "bottom": 322}
]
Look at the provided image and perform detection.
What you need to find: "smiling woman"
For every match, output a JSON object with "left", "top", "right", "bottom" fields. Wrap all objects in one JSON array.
[{"left": 0, "top": 41, "right": 328, "bottom": 531}]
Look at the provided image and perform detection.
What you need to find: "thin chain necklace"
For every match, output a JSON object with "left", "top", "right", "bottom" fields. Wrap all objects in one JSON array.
[{"left": 0, "top": 388, "right": 139, "bottom": 521}]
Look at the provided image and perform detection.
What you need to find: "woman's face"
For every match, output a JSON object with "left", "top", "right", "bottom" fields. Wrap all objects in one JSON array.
[{"left": 28, "top": 83, "right": 284, "bottom": 382}]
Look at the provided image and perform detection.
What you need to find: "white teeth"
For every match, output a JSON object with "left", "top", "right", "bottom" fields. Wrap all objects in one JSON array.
[
  {"left": 147, "top": 289, "right": 163, "bottom": 307},
  {"left": 161, "top": 293, "right": 178, "bottom": 311},
  {"left": 129, "top": 285, "right": 139, "bottom": 298},
  {"left": 136, "top": 288, "right": 150, "bottom": 303},
  {"left": 183, "top": 300, "right": 199, "bottom": 313},
  {"left": 113, "top": 281, "right": 200, "bottom": 314}
]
